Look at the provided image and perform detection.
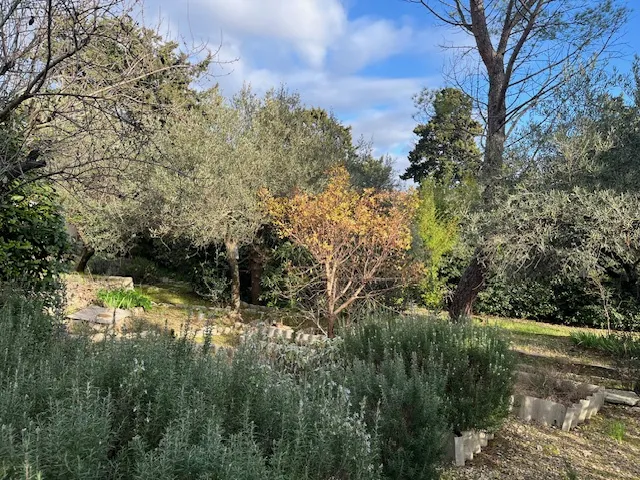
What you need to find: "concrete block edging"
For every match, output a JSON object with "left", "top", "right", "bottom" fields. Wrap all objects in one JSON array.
[
  {"left": 510, "top": 381, "right": 605, "bottom": 431},
  {"left": 446, "top": 430, "right": 495, "bottom": 467}
]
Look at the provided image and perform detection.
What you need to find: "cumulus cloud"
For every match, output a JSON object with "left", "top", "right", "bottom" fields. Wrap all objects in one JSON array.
[
  {"left": 194, "top": 0, "right": 346, "bottom": 67},
  {"left": 329, "top": 18, "right": 414, "bottom": 74}
]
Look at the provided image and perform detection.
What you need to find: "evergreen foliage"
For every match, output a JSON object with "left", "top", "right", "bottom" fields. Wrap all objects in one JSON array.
[{"left": 402, "top": 88, "right": 482, "bottom": 186}]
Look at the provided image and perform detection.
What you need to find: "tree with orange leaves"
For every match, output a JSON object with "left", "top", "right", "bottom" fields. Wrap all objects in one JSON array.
[{"left": 264, "top": 167, "right": 418, "bottom": 337}]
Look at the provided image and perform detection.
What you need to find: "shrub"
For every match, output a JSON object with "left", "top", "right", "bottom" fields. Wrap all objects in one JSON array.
[
  {"left": 476, "top": 276, "right": 640, "bottom": 331},
  {"left": 341, "top": 314, "right": 515, "bottom": 433},
  {"left": 97, "top": 288, "right": 152, "bottom": 310},
  {"left": 476, "top": 278, "right": 559, "bottom": 321},
  {"left": 88, "top": 256, "right": 165, "bottom": 284},
  {"left": 256, "top": 333, "right": 447, "bottom": 480},
  {"left": 0, "top": 295, "right": 379, "bottom": 480},
  {"left": 340, "top": 355, "right": 447, "bottom": 480},
  {"left": 0, "top": 181, "right": 70, "bottom": 308}
]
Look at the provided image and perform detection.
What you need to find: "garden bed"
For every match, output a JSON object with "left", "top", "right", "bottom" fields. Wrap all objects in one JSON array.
[{"left": 511, "top": 371, "right": 605, "bottom": 430}]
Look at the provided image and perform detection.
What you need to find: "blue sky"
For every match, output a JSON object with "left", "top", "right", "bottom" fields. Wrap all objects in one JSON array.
[{"left": 144, "top": 0, "right": 640, "bottom": 176}]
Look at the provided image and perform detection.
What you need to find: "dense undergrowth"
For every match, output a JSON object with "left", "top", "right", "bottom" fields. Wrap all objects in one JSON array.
[{"left": 0, "top": 296, "right": 514, "bottom": 480}]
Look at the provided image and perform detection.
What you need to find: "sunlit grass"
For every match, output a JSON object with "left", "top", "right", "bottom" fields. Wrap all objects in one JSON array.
[
  {"left": 475, "top": 316, "right": 574, "bottom": 338},
  {"left": 138, "top": 283, "right": 211, "bottom": 307}
]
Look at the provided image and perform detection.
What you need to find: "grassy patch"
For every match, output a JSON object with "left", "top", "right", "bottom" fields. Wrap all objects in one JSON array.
[
  {"left": 571, "top": 331, "right": 640, "bottom": 356},
  {"left": 476, "top": 316, "right": 573, "bottom": 337},
  {"left": 97, "top": 288, "right": 152, "bottom": 310},
  {"left": 137, "top": 283, "right": 210, "bottom": 306},
  {"left": 607, "top": 420, "right": 626, "bottom": 443}
]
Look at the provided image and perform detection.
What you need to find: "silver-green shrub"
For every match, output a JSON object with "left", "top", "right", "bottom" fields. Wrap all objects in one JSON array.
[{"left": 0, "top": 295, "right": 379, "bottom": 480}]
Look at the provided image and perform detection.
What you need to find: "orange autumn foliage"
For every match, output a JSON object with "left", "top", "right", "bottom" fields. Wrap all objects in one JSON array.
[{"left": 263, "top": 167, "right": 418, "bottom": 336}]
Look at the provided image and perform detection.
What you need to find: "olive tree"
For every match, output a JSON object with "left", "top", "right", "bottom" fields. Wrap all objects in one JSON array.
[{"left": 153, "top": 88, "right": 350, "bottom": 310}]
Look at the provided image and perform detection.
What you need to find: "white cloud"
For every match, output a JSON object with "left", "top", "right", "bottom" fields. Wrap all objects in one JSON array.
[
  {"left": 194, "top": 0, "right": 346, "bottom": 67},
  {"left": 329, "top": 18, "right": 414, "bottom": 73}
]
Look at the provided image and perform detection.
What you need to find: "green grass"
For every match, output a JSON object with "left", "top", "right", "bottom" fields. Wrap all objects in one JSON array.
[
  {"left": 476, "top": 316, "right": 573, "bottom": 337},
  {"left": 607, "top": 420, "right": 626, "bottom": 443},
  {"left": 97, "top": 288, "right": 152, "bottom": 310},
  {"left": 137, "top": 283, "right": 211, "bottom": 307}
]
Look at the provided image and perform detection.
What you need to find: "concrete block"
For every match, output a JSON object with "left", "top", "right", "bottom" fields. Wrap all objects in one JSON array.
[
  {"left": 454, "top": 436, "right": 466, "bottom": 467},
  {"left": 513, "top": 378, "right": 606, "bottom": 432},
  {"left": 605, "top": 389, "right": 639, "bottom": 406},
  {"left": 447, "top": 430, "right": 495, "bottom": 467}
]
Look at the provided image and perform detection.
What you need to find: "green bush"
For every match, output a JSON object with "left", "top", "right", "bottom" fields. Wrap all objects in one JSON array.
[
  {"left": 476, "top": 278, "right": 559, "bottom": 321},
  {"left": 97, "top": 288, "right": 153, "bottom": 310},
  {"left": 340, "top": 355, "right": 447, "bottom": 480},
  {"left": 341, "top": 315, "right": 515, "bottom": 433},
  {"left": 0, "top": 295, "right": 379, "bottom": 480},
  {"left": 88, "top": 256, "right": 170, "bottom": 284},
  {"left": 476, "top": 276, "right": 640, "bottom": 331},
  {"left": 0, "top": 181, "right": 70, "bottom": 307}
]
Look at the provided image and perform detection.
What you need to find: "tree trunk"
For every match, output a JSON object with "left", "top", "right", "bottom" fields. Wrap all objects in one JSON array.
[
  {"left": 224, "top": 238, "right": 241, "bottom": 312},
  {"left": 482, "top": 66, "right": 507, "bottom": 205},
  {"left": 75, "top": 245, "right": 95, "bottom": 273},
  {"left": 327, "top": 311, "right": 336, "bottom": 338},
  {"left": 448, "top": 252, "right": 486, "bottom": 322},
  {"left": 248, "top": 247, "right": 263, "bottom": 305},
  {"left": 449, "top": 63, "right": 506, "bottom": 320}
]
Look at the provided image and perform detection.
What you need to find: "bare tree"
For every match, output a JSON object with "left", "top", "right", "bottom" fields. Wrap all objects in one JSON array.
[
  {"left": 408, "top": 0, "right": 628, "bottom": 320},
  {"left": 0, "top": 0, "right": 213, "bottom": 196}
]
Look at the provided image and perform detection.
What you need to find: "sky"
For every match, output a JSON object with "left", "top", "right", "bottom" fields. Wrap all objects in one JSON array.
[{"left": 143, "top": 0, "right": 640, "bottom": 178}]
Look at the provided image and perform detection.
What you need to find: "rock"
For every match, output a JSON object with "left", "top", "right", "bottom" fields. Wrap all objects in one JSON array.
[
  {"left": 604, "top": 389, "right": 639, "bottom": 406},
  {"left": 67, "top": 305, "right": 131, "bottom": 324}
]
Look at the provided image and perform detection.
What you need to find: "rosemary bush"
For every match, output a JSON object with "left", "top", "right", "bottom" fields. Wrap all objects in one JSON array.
[
  {"left": 0, "top": 295, "right": 378, "bottom": 480},
  {"left": 341, "top": 314, "right": 515, "bottom": 433}
]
